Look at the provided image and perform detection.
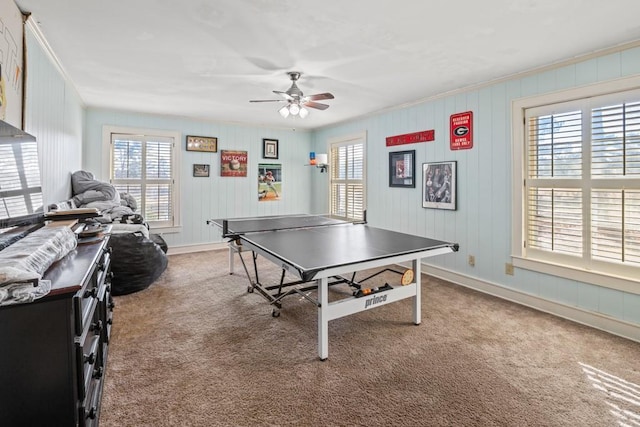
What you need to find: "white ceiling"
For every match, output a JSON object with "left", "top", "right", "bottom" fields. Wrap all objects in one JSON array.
[{"left": 15, "top": 0, "right": 640, "bottom": 130}]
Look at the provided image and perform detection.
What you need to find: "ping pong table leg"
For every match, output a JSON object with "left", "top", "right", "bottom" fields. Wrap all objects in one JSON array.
[
  {"left": 318, "top": 277, "right": 329, "bottom": 361},
  {"left": 228, "top": 244, "right": 235, "bottom": 274},
  {"left": 413, "top": 259, "right": 421, "bottom": 325}
]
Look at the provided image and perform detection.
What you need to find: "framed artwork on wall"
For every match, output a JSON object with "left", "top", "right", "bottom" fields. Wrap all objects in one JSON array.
[
  {"left": 258, "top": 163, "right": 281, "bottom": 201},
  {"left": 193, "top": 163, "right": 210, "bottom": 177},
  {"left": 389, "top": 150, "right": 415, "bottom": 188},
  {"left": 220, "top": 150, "right": 248, "bottom": 177},
  {"left": 422, "top": 161, "right": 457, "bottom": 210},
  {"left": 263, "top": 138, "right": 279, "bottom": 159},
  {"left": 186, "top": 135, "right": 217, "bottom": 152}
]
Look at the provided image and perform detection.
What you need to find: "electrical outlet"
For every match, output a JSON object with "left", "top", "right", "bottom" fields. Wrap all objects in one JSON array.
[
  {"left": 468, "top": 255, "right": 475, "bottom": 267},
  {"left": 505, "top": 263, "right": 514, "bottom": 275}
]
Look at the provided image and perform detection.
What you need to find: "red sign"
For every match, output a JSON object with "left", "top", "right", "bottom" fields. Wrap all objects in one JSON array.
[
  {"left": 386, "top": 130, "right": 435, "bottom": 147},
  {"left": 220, "top": 150, "right": 248, "bottom": 177},
  {"left": 450, "top": 111, "right": 473, "bottom": 150}
]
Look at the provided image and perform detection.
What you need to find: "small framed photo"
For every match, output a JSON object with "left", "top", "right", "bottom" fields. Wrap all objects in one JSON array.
[
  {"left": 389, "top": 150, "right": 415, "bottom": 188},
  {"left": 263, "top": 138, "right": 279, "bottom": 159},
  {"left": 423, "top": 161, "right": 456, "bottom": 210},
  {"left": 193, "top": 163, "right": 210, "bottom": 177},
  {"left": 186, "top": 135, "right": 217, "bottom": 152}
]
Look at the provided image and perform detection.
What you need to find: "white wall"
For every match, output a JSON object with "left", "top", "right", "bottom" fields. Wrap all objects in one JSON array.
[
  {"left": 84, "top": 109, "right": 314, "bottom": 249},
  {"left": 23, "top": 20, "right": 84, "bottom": 206},
  {"left": 311, "top": 45, "right": 640, "bottom": 337}
]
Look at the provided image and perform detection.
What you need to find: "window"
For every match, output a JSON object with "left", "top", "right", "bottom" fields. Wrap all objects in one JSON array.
[
  {"left": 329, "top": 132, "right": 366, "bottom": 221},
  {"left": 0, "top": 138, "right": 42, "bottom": 220},
  {"left": 104, "top": 126, "right": 181, "bottom": 231},
  {"left": 513, "top": 78, "right": 640, "bottom": 290}
]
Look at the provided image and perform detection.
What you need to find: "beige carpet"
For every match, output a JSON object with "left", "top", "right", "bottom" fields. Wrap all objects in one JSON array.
[{"left": 100, "top": 250, "right": 640, "bottom": 426}]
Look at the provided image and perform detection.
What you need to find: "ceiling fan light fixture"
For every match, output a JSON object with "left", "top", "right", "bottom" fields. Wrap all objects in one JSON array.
[
  {"left": 279, "top": 105, "right": 290, "bottom": 118},
  {"left": 252, "top": 72, "right": 333, "bottom": 120}
]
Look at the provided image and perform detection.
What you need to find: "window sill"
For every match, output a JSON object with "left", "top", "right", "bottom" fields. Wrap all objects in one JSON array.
[
  {"left": 149, "top": 225, "right": 182, "bottom": 234},
  {"left": 512, "top": 256, "right": 640, "bottom": 295}
]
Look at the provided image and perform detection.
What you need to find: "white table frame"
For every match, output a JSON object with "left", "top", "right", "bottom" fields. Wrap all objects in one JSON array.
[{"left": 228, "top": 240, "right": 454, "bottom": 360}]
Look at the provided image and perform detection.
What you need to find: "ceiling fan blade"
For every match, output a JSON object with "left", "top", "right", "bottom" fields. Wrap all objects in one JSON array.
[
  {"left": 303, "top": 101, "right": 330, "bottom": 110},
  {"left": 249, "top": 99, "right": 286, "bottom": 103},
  {"left": 306, "top": 92, "right": 334, "bottom": 101},
  {"left": 273, "top": 90, "right": 294, "bottom": 101}
]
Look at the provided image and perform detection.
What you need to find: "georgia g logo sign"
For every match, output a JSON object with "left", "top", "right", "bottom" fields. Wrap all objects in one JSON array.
[
  {"left": 450, "top": 111, "right": 473, "bottom": 150},
  {"left": 453, "top": 125, "right": 469, "bottom": 137}
]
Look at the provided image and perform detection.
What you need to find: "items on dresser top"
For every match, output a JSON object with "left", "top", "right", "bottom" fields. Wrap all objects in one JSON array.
[
  {"left": 45, "top": 207, "right": 100, "bottom": 222},
  {"left": 0, "top": 225, "right": 78, "bottom": 306}
]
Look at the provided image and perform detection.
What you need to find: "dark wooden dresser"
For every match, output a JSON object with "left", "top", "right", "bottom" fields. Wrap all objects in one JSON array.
[{"left": 0, "top": 235, "right": 113, "bottom": 426}]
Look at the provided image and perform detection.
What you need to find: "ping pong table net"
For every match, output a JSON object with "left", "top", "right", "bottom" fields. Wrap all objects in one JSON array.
[{"left": 219, "top": 214, "right": 364, "bottom": 238}]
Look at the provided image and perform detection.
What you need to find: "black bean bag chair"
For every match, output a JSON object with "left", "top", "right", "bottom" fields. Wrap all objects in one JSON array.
[{"left": 107, "top": 232, "right": 168, "bottom": 295}]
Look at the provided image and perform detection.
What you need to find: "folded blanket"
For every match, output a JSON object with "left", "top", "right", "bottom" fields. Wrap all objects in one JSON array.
[
  {"left": 0, "top": 226, "right": 77, "bottom": 305},
  {"left": 71, "top": 170, "right": 120, "bottom": 206},
  {"left": 0, "top": 280, "right": 52, "bottom": 306},
  {"left": 71, "top": 171, "right": 140, "bottom": 223}
]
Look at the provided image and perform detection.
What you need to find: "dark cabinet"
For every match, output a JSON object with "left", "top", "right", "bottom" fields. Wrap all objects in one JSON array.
[{"left": 0, "top": 236, "right": 113, "bottom": 426}]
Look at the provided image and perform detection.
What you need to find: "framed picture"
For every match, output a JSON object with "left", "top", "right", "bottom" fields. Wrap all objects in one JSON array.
[
  {"left": 263, "top": 138, "right": 279, "bottom": 159},
  {"left": 186, "top": 135, "right": 217, "bottom": 152},
  {"left": 422, "top": 161, "right": 457, "bottom": 210},
  {"left": 389, "top": 150, "right": 415, "bottom": 188},
  {"left": 220, "top": 150, "right": 248, "bottom": 177},
  {"left": 193, "top": 163, "right": 210, "bottom": 177},
  {"left": 258, "top": 163, "right": 282, "bottom": 202}
]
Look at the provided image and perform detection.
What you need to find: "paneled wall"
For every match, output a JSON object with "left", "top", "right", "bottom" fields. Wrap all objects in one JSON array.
[
  {"left": 311, "top": 45, "right": 640, "bottom": 335},
  {"left": 84, "top": 109, "right": 313, "bottom": 249},
  {"left": 21, "top": 14, "right": 639, "bottom": 338},
  {"left": 23, "top": 21, "right": 85, "bottom": 205}
]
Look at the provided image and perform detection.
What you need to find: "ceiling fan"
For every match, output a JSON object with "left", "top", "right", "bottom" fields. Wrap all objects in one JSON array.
[{"left": 249, "top": 72, "right": 334, "bottom": 118}]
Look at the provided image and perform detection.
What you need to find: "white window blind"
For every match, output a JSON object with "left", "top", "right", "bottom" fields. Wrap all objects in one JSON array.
[
  {"left": 110, "top": 133, "right": 176, "bottom": 228},
  {"left": 524, "top": 93, "right": 640, "bottom": 275},
  {"left": 330, "top": 139, "right": 365, "bottom": 221},
  {"left": 0, "top": 140, "right": 42, "bottom": 219}
]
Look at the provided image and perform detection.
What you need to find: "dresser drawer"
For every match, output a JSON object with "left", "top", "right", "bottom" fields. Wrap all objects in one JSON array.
[
  {"left": 73, "top": 249, "right": 111, "bottom": 336},
  {"left": 79, "top": 377, "right": 103, "bottom": 427},
  {"left": 75, "top": 331, "right": 102, "bottom": 402},
  {"left": 96, "top": 275, "right": 114, "bottom": 346}
]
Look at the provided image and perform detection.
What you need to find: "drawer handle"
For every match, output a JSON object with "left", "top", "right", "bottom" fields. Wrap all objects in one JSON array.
[
  {"left": 93, "top": 366, "right": 104, "bottom": 379},
  {"left": 87, "top": 407, "right": 97, "bottom": 420},
  {"left": 91, "top": 320, "right": 103, "bottom": 333},
  {"left": 83, "top": 287, "right": 98, "bottom": 298},
  {"left": 84, "top": 335, "right": 100, "bottom": 365}
]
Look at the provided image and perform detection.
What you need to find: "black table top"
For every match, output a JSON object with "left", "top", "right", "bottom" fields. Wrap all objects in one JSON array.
[{"left": 238, "top": 222, "right": 456, "bottom": 280}]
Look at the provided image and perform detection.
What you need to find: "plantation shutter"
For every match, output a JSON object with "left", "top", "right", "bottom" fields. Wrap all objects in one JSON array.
[
  {"left": 111, "top": 134, "right": 174, "bottom": 227},
  {"left": 330, "top": 141, "right": 365, "bottom": 220},
  {"left": 590, "top": 102, "right": 640, "bottom": 263},
  {"left": 525, "top": 110, "right": 583, "bottom": 256},
  {"left": 524, "top": 97, "right": 640, "bottom": 268},
  {"left": 0, "top": 140, "right": 42, "bottom": 218}
]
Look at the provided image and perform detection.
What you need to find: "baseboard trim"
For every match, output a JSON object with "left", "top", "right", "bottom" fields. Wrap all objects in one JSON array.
[
  {"left": 167, "top": 242, "right": 226, "bottom": 255},
  {"left": 422, "top": 263, "right": 640, "bottom": 344}
]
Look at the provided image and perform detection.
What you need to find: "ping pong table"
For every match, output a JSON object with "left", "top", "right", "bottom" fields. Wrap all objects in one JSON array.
[{"left": 208, "top": 214, "right": 458, "bottom": 360}]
